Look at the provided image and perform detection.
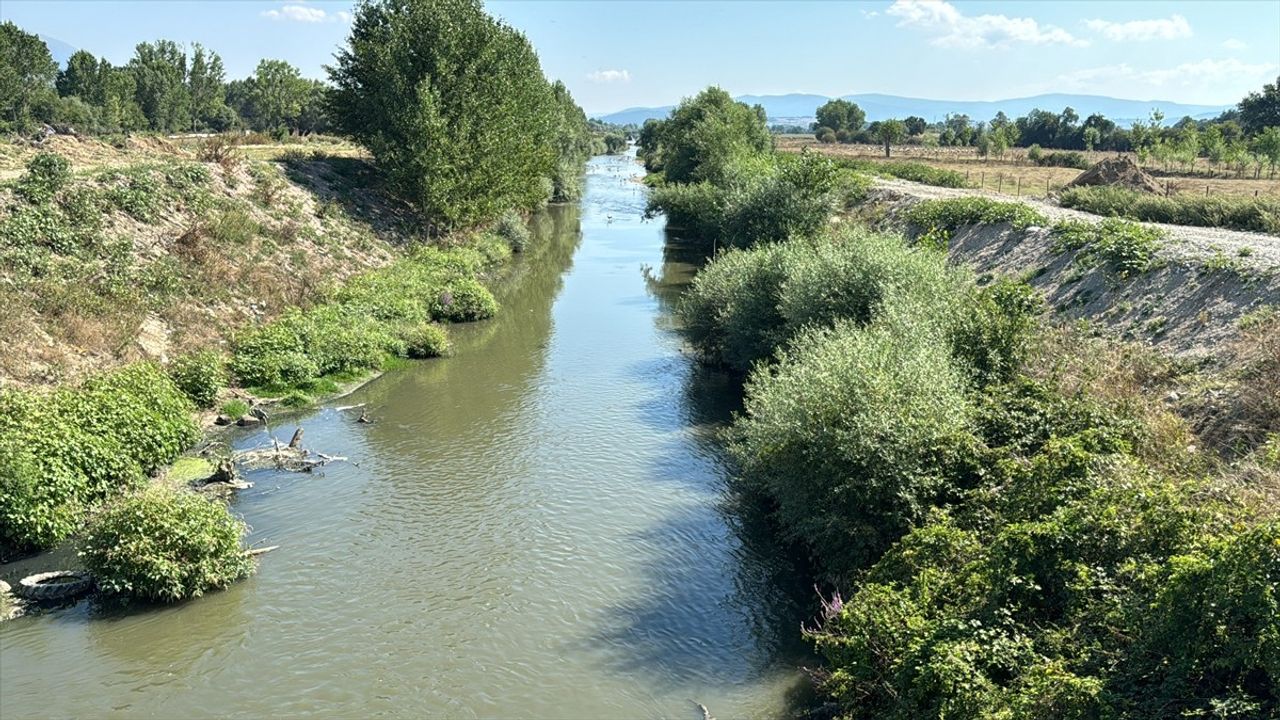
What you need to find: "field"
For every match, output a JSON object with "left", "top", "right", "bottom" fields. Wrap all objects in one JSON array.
[{"left": 777, "top": 135, "right": 1280, "bottom": 199}]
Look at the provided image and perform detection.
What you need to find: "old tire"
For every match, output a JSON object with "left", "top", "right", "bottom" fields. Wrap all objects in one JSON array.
[{"left": 17, "top": 571, "right": 92, "bottom": 601}]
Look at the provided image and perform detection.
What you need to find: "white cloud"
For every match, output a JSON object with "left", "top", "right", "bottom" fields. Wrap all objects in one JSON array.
[
  {"left": 1223, "top": 38, "right": 1248, "bottom": 50},
  {"left": 861, "top": 9, "right": 879, "bottom": 18},
  {"left": 1056, "top": 58, "right": 1277, "bottom": 100},
  {"left": 586, "top": 69, "right": 631, "bottom": 84},
  {"left": 886, "top": 0, "right": 1086, "bottom": 49},
  {"left": 262, "top": 3, "right": 350, "bottom": 23},
  {"left": 1084, "top": 14, "right": 1191, "bottom": 42}
]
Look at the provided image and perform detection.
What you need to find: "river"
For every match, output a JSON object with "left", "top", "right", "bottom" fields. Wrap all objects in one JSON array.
[{"left": 0, "top": 152, "right": 814, "bottom": 718}]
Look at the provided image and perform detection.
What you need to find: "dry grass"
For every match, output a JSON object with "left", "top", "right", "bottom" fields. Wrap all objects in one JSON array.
[
  {"left": 0, "top": 134, "right": 395, "bottom": 389},
  {"left": 778, "top": 136, "right": 1280, "bottom": 199}
]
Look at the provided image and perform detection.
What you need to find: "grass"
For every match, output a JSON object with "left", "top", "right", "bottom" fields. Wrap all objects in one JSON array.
[
  {"left": 1057, "top": 186, "right": 1280, "bottom": 235},
  {"left": 1052, "top": 218, "right": 1165, "bottom": 278},
  {"left": 902, "top": 197, "right": 1048, "bottom": 243}
]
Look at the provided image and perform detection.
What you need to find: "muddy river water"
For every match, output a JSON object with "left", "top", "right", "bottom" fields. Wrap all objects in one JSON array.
[{"left": 0, "top": 153, "right": 813, "bottom": 718}]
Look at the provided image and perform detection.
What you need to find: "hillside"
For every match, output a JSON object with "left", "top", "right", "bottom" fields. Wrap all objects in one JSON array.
[{"left": 595, "top": 91, "right": 1231, "bottom": 126}]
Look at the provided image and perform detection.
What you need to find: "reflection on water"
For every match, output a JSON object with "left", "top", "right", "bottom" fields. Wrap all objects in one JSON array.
[{"left": 0, "top": 153, "right": 813, "bottom": 718}]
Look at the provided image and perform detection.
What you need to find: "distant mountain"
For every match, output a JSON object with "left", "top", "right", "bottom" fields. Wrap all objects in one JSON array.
[
  {"left": 594, "top": 92, "right": 1232, "bottom": 127},
  {"left": 39, "top": 35, "right": 79, "bottom": 69}
]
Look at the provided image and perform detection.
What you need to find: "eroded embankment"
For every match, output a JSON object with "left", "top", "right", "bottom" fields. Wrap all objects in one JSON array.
[{"left": 866, "top": 180, "right": 1280, "bottom": 360}]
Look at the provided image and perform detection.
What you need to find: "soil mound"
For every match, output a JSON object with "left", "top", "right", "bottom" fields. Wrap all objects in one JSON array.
[{"left": 1067, "top": 156, "right": 1163, "bottom": 194}]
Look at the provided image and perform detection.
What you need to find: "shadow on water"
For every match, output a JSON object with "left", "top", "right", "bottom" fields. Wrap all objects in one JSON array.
[{"left": 585, "top": 218, "right": 822, "bottom": 717}]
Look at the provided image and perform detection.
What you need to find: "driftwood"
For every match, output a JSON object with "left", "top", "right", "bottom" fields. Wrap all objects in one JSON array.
[
  {"left": 233, "top": 429, "right": 347, "bottom": 473},
  {"left": 246, "top": 545, "right": 279, "bottom": 557}
]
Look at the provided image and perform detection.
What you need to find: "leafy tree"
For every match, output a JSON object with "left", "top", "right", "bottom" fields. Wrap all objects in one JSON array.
[
  {"left": 1252, "top": 126, "right": 1280, "bottom": 178},
  {"left": 875, "top": 118, "right": 907, "bottom": 157},
  {"left": 294, "top": 79, "right": 332, "bottom": 135},
  {"left": 638, "top": 117, "right": 664, "bottom": 171},
  {"left": 188, "top": 44, "right": 232, "bottom": 131},
  {"left": 815, "top": 99, "right": 865, "bottom": 137},
  {"left": 129, "top": 39, "right": 191, "bottom": 131},
  {"left": 56, "top": 50, "right": 103, "bottom": 101},
  {"left": 328, "top": 0, "right": 560, "bottom": 226},
  {"left": 903, "top": 115, "right": 927, "bottom": 136},
  {"left": 657, "top": 86, "right": 771, "bottom": 183},
  {"left": 249, "top": 59, "right": 306, "bottom": 133},
  {"left": 1238, "top": 76, "right": 1280, "bottom": 136},
  {"left": 0, "top": 22, "right": 58, "bottom": 131}
]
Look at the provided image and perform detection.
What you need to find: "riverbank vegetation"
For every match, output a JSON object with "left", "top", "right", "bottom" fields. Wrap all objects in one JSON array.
[
  {"left": 0, "top": 0, "right": 601, "bottom": 594},
  {"left": 641, "top": 88, "right": 871, "bottom": 252},
  {"left": 649, "top": 85, "right": 1280, "bottom": 718}
]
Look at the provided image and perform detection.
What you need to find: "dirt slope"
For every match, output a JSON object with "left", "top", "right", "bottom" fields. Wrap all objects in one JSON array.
[{"left": 869, "top": 178, "right": 1280, "bottom": 359}]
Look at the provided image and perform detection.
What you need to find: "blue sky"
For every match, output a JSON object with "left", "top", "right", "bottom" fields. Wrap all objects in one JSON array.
[{"left": 2, "top": 1, "right": 1277, "bottom": 114}]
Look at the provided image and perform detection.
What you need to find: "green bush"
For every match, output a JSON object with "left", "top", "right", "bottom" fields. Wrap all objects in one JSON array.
[
  {"left": 682, "top": 228, "right": 963, "bottom": 372},
  {"left": 220, "top": 398, "right": 250, "bottom": 418},
  {"left": 0, "top": 364, "right": 197, "bottom": 551},
  {"left": 495, "top": 209, "right": 532, "bottom": 252},
  {"left": 836, "top": 157, "right": 969, "bottom": 188},
  {"left": 730, "top": 319, "right": 974, "bottom": 578},
  {"left": 80, "top": 486, "right": 254, "bottom": 602},
  {"left": 949, "top": 279, "right": 1044, "bottom": 386},
  {"left": 646, "top": 181, "right": 727, "bottom": 241},
  {"left": 1058, "top": 186, "right": 1280, "bottom": 235},
  {"left": 168, "top": 350, "right": 227, "bottom": 408},
  {"left": 402, "top": 322, "right": 451, "bottom": 358},
  {"left": 680, "top": 242, "right": 789, "bottom": 372},
  {"left": 16, "top": 152, "right": 72, "bottom": 204},
  {"left": 1033, "top": 150, "right": 1089, "bottom": 169},
  {"left": 1052, "top": 218, "right": 1164, "bottom": 277},
  {"left": 721, "top": 152, "right": 839, "bottom": 248},
  {"left": 903, "top": 197, "right": 1048, "bottom": 241}
]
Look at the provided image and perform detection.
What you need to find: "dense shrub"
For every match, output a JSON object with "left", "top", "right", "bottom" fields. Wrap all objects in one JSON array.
[
  {"left": 0, "top": 364, "right": 197, "bottom": 551},
  {"left": 495, "top": 209, "right": 532, "bottom": 252},
  {"left": 679, "top": 243, "right": 789, "bottom": 372},
  {"left": 168, "top": 350, "right": 227, "bottom": 408},
  {"left": 721, "top": 152, "right": 838, "bottom": 248},
  {"left": 800, "top": 358, "right": 1259, "bottom": 719},
  {"left": 949, "top": 278, "right": 1044, "bottom": 386},
  {"left": 681, "top": 228, "right": 962, "bottom": 372},
  {"left": 1052, "top": 218, "right": 1164, "bottom": 277},
  {"left": 80, "top": 486, "right": 254, "bottom": 602},
  {"left": 15, "top": 151, "right": 72, "bottom": 203},
  {"left": 730, "top": 320, "right": 974, "bottom": 578},
  {"left": 402, "top": 323, "right": 451, "bottom": 358},
  {"left": 1058, "top": 186, "right": 1280, "bottom": 235},
  {"left": 903, "top": 197, "right": 1048, "bottom": 240},
  {"left": 836, "top": 157, "right": 969, "bottom": 188},
  {"left": 1033, "top": 150, "right": 1089, "bottom": 169},
  {"left": 646, "top": 181, "right": 727, "bottom": 241}
]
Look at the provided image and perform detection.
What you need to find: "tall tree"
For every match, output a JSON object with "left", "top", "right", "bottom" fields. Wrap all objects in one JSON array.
[
  {"left": 129, "top": 40, "right": 191, "bottom": 131},
  {"left": 815, "top": 99, "right": 865, "bottom": 135},
  {"left": 329, "top": 0, "right": 560, "bottom": 226},
  {"left": 0, "top": 22, "right": 58, "bottom": 130},
  {"left": 658, "top": 86, "right": 771, "bottom": 183},
  {"left": 1238, "top": 76, "right": 1280, "bottom": 137},
  {"left": 57, "top": 49, "right": 103, "bottom": 101},
  {"left": 875, "top": 118, "right": 907, "bottom": 157},
  {"left": 188, "top": 44, "right": 231, "bottom": 130},
  {"left": 249, "top": 59, "right": 306, "bottom": 132}
]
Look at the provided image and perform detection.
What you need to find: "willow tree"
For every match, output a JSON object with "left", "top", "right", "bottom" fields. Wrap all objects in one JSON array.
[
  {"left": 328, "top": 0, "right": 558, "bottom": 227},
  {"left": 657, "top": 87, "right": 771, "bottom": 185}
]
